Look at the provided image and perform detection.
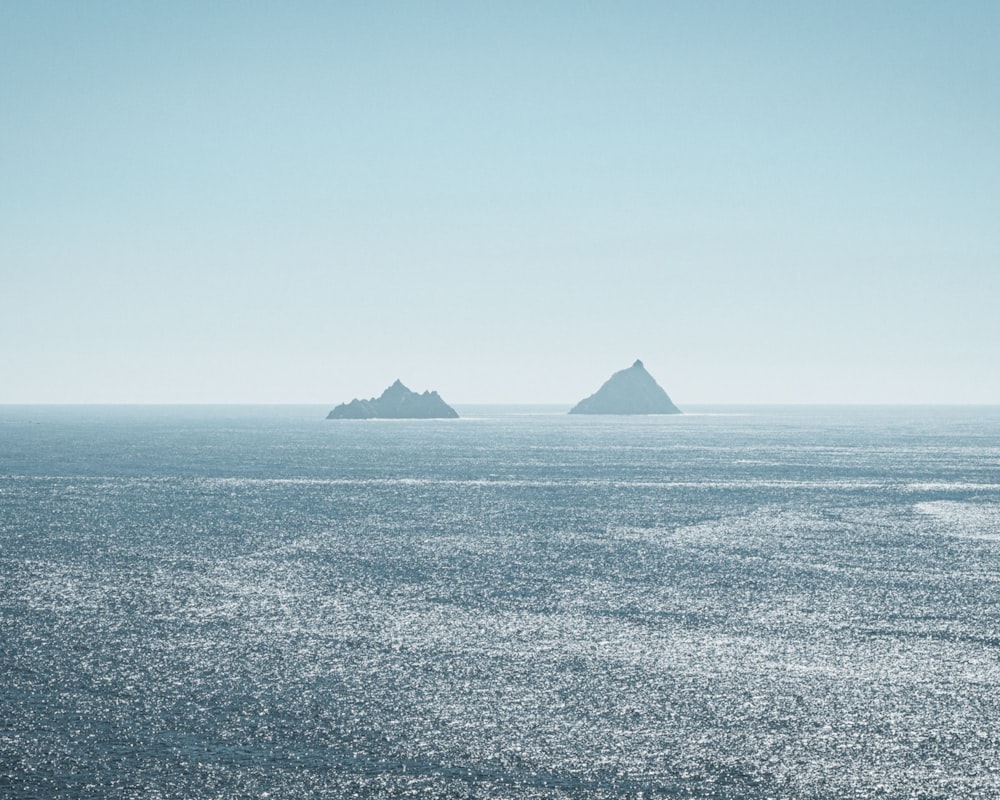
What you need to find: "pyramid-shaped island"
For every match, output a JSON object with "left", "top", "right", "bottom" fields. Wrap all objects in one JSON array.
[
  {"left": 327, "top": 380, "right": 459, "bottom": 419},
  {"left": 570, "top": 359, "right": 681, "bottom": 415}
]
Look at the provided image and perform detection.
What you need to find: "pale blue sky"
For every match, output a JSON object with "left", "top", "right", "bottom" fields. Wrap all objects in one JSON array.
[{"left": 2, "top": 2, "right": 998, "bottom": 404}]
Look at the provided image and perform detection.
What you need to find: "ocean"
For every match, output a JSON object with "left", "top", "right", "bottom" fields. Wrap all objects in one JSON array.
[{"left": 2, "top": 404, "right": 999, "bottom": 799}]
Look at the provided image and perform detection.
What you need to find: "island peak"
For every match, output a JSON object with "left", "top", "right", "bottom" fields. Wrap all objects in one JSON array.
[
  {"left": 327, "top": 380, "right": 459, "bottom": 419},
  {"left": 569, "top": 359, "right": 680, "bottom": 415}
]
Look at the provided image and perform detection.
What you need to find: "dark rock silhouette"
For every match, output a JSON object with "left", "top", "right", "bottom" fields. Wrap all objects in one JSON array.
[
  {"left": 570, "top": 359, "right": 681, "bottom": 415},
  {"left": 327, "top": 379, "right": 459, "bottom": 419}
]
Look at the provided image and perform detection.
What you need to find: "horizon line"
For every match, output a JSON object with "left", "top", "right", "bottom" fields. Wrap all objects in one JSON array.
[{"left": 3, "top": 401, "right": 1000, "bottom": 408}]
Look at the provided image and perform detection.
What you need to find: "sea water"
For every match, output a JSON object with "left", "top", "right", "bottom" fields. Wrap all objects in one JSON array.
[{"left": 2, "top": 405, "right": 999, "bottom": 799}]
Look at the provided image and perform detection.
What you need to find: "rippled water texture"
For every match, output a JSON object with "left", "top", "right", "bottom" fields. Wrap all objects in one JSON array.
[{"left": 2, "top": 405, "right": 999, "bottom": 798}]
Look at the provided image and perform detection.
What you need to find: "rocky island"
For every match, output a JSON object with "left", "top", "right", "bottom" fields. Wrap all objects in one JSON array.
[
  {"left": 327, "top": 379, "right": 459, "bottom": 419},
  {"left": 570, "top": 359, "right": 681, "bottom": 415}
]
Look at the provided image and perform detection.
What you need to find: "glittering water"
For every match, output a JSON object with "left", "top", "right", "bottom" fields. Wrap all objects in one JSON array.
[{"left": 2, "top": 404, "right": 999, "bottom": 799}]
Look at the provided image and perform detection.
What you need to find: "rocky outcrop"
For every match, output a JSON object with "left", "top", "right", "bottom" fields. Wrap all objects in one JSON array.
[
  {"left": 569, "top": 360, "right": 680, "bottom": 415},
  {"left": 327, "top": 380, "right": 459, "bottom": 419}
]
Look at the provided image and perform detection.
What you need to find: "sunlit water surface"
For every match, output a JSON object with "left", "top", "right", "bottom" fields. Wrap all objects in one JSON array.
[{"left": 2, "top": 405, "right": 999, "bottom": 799}]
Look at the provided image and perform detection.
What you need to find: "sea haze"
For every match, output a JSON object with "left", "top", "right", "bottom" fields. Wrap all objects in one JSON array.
[{"left": 2, "top": 405, "right": 999, "bottom": 799}]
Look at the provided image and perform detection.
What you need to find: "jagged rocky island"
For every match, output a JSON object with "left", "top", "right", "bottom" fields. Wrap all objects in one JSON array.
[
  {"left": 570, "top": 359, "right": 681, "bottom": 415},
  {"left": 327, "top": 380, "right": 459, "bottom": 419}
]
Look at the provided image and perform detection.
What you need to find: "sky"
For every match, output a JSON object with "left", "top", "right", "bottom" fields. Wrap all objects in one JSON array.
[{"left": 2, "top": 1, "right": 998, "bottom": 404}]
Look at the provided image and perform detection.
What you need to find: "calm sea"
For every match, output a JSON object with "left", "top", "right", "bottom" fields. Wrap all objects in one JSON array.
[{"left": 2, "top": 405, "right": 999, "bottom": 799}]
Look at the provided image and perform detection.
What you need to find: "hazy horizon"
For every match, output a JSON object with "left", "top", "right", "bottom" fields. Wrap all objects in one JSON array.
[
  {"left": 3, "top": 3, "right": 998, "bottom": 405},
  {"left": 5, "top": 399, "right": 1000, "bottom": 410}
]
